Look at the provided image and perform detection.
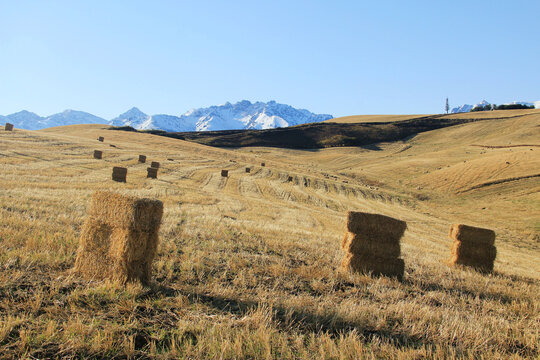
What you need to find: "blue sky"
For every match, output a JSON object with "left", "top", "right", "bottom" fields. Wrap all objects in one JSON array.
[{"left": 1, "top": 1, "right": 538, "bottom": 118}]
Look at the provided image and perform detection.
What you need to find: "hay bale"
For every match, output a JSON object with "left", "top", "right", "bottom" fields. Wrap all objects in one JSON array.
[
  {"left": 93, "top": 150, "right": 103, "bottom": 159},
  {"left": 448, "top": 224, "right": 497, "bottom": 272},
  {"left": 287, "top": 176, "right": 293, "bottom": 182},
  {"left": 341, "top": 254, "right": 404, "bottom": 280},
  {"left": 98, "top": 136, "right": 104, "bottom": 142},
  {"left": 261, "top": 162, "right": 265, "bottom": 167},
  {"left": 221, "top": 170, "right": 229, "bottom": 177},
  {"left": 449, "top": 224, "right": 495, "bottom": 246},
  {"left": 138, "top": 155, "right": 146, "bottom": 163},
  {"left": 73, "top": 191, "right": 163, "bottom": 284},
  {"left": 245, "top": 167, "right": 251, "bottom": 173},
  {"left": 5, "top": 123, "right": 14, "bottom": 131},
  {"left": 151, "top": 161, "right": 160, "bottom": 169},
  {"left": 112, "top": 167, "right": 127, "bottom": 183},
  {"left": 147, "top": 167, "right": 158, "bottom": 179},
  {"left": 449, "top": 251, "right": 495, "bottom": 273},
  {"left": 342, "top": 231, "right": 401, "bottom": 258},
  {"left": 346, "top": 211, "right": 407, "bottom": 239},
  {"left": 450, "top": 240, "right": 497, "bottom": 261},
  {"left": 341, "top": 211, "right": 406, "bottom": 280}
]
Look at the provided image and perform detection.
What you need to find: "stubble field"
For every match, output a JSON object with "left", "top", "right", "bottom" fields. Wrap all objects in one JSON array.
[{"left": 0, "top": 110, "right": 539, "bottom": 359}]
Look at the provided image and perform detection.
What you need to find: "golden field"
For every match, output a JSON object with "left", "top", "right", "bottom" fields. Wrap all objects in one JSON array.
[{"left": 0, "top": 110, "right": 539, "bottom": 359}]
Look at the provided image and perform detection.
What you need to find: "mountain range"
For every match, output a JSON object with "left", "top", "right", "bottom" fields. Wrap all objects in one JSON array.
[{"left": 1, "top": 101, "right": 333, "bottom": 132}]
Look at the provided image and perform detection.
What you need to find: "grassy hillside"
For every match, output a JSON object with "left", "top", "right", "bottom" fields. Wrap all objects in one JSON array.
[
  {"left": 0, "top": 111, "right": 539, "bottom": 358},
  {"left": 118, "top": 111, "right": 540, "bottom": 149}
]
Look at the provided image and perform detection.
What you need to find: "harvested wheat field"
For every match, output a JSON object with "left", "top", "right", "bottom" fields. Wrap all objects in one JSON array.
[{"left": 0, "top": 111, "right": 539, "bottom": 359}]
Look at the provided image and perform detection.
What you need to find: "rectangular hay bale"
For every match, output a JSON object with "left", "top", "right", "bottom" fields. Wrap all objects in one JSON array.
[
  {"left": 73, "top": 191, "right": 164, "bottom": 284},
  {"left": 450, "top": 240, "right": 497, "bottom": 262},
  {"left": 147, "top": 167, "right": 158, "bottom": 179},
  {"left": 221, "top": 170, "right": 229, "bottom": 177},
  {"left": 342, "top": 231, "right": 401, "bottom": 258},
  {"left": 341, "top": 253, "right": 404, "bottom": 280},
  {"left": 245, "top": 167, "right": 251, "bottom": 173},
  {"left": 261, "top": 162, "right": 265, "bottom": 167},
  {"left": 449, "top": 224, "right": 495, "bottom": 246},
  {"left": 151, "top": 161, "right": 160, "bottom": 169},
  {"left": 93, "top": 150, "right": 103, "bottom": 159},
  {"left": 138, "top": 155, "right": 146, "bottom": 163},
  {"left": 87, "top": 191, "right": 162, "bottom": 231},
  {"left": 98, "top": 136, "right": 104, "bottom": 142},
  {"left": 5, "top": 123, "right": 14, "bottom": 131},
  {"left": 346, "top": 211, "right": 407, "bottom": 240},
  {"left": 112, "top": 167, "right": 127, "bottom": 183}
]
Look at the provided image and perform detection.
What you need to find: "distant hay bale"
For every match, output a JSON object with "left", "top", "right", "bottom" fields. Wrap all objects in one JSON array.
[
  {"left": 261, "top": 162, "right": 265, "bottom": 167},
  {"left": 5, "top": 123, "right": 14, "bottom": 131},
  {"left": 112, "top": 167, "right": 127, "bottom": 183},
  {"left": 341, "top": 211, "right": 406, "bottom": 280},
  {"left": 109, "top": 144, "right": 117, "bottom": 148},
  {"left": 98, "top": 136, "right": 104, "bottom": 142},
  {"left": 138, "top": 155, "right": 146, "bottom": 163},
  {"left": 147, "top": 167, "right": 158, "bottom": 179},
  {"left": 73, "top": 191, "right": 163, "bottom": 285},
  {"left": 167, "top": 158, "right": 174, "bottom": 161},
  {"left": 221, "top": 170, "right": 229, "bottom": 177},
  {"left": 287, "top": 176, "right": 293, "bottom": 182},
  {"left": 448, "top": 224, "right": 496, "bottom": 272},
  {"left": 93, "top": 150, "right": 103, "bottom": 159},
  {"left": 151, "top": 161, "right": 160, "bottom": 169},
  {"left": 245, "top": 167, "right": 251, "bottom": 173}
]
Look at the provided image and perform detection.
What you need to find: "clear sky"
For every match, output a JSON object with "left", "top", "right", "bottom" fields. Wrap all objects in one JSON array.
[{"left": 1, "top": 0, "right": 539, "bottom": 119}]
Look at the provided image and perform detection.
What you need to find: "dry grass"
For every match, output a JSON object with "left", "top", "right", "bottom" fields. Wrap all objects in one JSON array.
[{"left": 0, "top": 114, "right": 539, "bottom": 359}]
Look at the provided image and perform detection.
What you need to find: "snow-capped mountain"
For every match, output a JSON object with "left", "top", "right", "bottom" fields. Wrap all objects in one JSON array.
[
  {"left": 45, "top": 110, "right": 107, "bottom": 127},
  {"left": 451, "top": 100, "right": 536, "bottom": 113},
  {"left": 3, "top": 101, "right": 333, "bottom": 132},
  {"left": 111, "top": 101, "right": 333, "bottom": 132},
  {"left": 1, "top": 109, "right": 107, "bottom": 130}
]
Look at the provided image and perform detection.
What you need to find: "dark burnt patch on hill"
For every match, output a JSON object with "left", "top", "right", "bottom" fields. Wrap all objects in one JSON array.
[{"left": 109, "top": 115, "right": 495, "bottom": 149}]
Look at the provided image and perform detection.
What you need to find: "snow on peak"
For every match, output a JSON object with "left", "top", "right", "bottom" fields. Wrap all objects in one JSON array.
[
  {"left": 2, "top": 101, "right": 333, "bottom": 132},
  {"left": 116, "top": 100, "right": 333, "bottom": 132},
  {"left": 110, "top": 107, "right": 149, "bottom": 127}
]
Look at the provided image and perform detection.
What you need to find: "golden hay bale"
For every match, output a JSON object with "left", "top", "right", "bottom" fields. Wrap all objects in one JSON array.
[
  {"left": 261, "top": 162, "right": 266, "bottom": 167},
  {"left": 450, "top": 240, "right": 497, "bottom": 261},
  {"left": 151, "top": 161, "right": 160, "bottom": 169},
  {"left": 93, "top": 150, "right": 103, "bottom": 159},
  {"left": 449, "top": 224, "right": 495, "bottom": 246},
  {"left": 73, "top": 191, "right": 163, "bottom": 285},
  {"left": 346, "top": 211, "right": 407, "bottom": 239},
  {"left": 221, "top": 170, "right": 229, "bottom": 177},
  {"left": 5, "top": 123, "right": 14, "bottom": 131},
  {"left": 449, "top": 253, "right": 494, "bottom": 273},
  {"left": 342, "top": 231, "right": 401, "bottom": 258},
  {"left": 87, "top": 191, "right": 162, "bottom": 231},
  {"left": 147, "top": 167, "right": 158, "bottom": 179},
  {"left": 245, "top": 167, "right": 251, "bottom": 173},
  {"left": 112, "top": 167, "right": 127, "bottom": 183},
  {"left": 98, "top": 136, "right": 104, "bottom": 142},
  {"left": 341, "top": 253, "right": 404, "bottom": 280},
  {"left": 138, "top": 155, "right": 146, "bottom": 163}
]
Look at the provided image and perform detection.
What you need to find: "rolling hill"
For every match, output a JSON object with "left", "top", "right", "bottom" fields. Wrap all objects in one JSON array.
[{"left": 0, "top": 109, "right": 538, "bottom": 358}]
